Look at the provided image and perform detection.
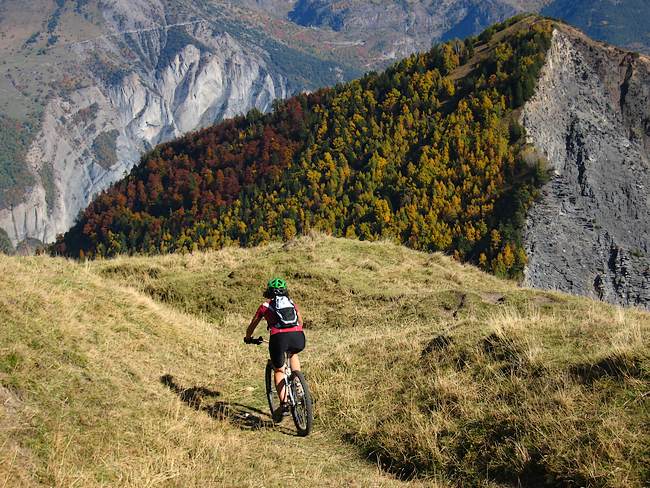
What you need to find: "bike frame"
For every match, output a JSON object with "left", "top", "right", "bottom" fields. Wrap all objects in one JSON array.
[
  {"left": 250, "top": 336, "right": 313, "bottom": 435},
  {"left": 259, "top": 339, "right": 297, "bottom": 407},
  {"left": 272, "top": 352, "right": 297, "bottom": 407}
]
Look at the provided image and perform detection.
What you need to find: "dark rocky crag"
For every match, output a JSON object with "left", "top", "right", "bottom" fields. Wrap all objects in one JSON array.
[{"left": 522, "top": 25, "right": 650, "bottom": 308}]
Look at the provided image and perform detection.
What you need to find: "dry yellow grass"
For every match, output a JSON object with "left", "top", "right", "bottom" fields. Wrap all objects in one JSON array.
[{"left": 0, "top": 235, "right": 648, "bottom": 486}]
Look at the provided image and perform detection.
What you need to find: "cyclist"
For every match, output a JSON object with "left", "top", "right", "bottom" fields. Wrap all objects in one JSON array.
[{"left": 244, "top": 278, "right": 306, "bottom": 414}]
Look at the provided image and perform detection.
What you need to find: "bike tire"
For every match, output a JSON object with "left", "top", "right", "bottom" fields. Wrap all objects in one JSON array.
[
  {"left": 265, "top": 361, "right": 279, "bottom": 420},
  {"left": 289, "top": 371, "right": 313, "bottom": 437}
]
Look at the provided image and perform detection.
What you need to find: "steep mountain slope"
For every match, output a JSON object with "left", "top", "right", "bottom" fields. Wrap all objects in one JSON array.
[
  {"left": 55, "top": 16, "right": 554, "bottom": 279},
  {"left": 55, "top": 16, "right": 650, "bottom": 308},
  {"left": 521, "top": 26, "right": 650, "bottom": 307},
  {"left": 260, "top": 0, "right": 649, "bottom": 61},
  {"left": 2, "top": 236, "right": 649, "bottom": 486},
  {"left": 2, "top": 1, "right": 648, "bottom": 253},
  {"left": 0, "top": 0, "right": 358, "bottom": 249}
]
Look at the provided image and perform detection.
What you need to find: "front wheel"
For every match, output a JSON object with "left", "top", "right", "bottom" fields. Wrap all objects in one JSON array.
[
  {"left": 289, "top": 371, "right": 313, "bottom": 436},
  {"left": 265, "top": 361, "right": 279, "bottom": 420}
]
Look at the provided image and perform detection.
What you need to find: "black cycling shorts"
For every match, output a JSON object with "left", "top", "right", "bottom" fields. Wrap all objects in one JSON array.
[{"left": 269, "top": 331, "right": 306, "bottom": 369}]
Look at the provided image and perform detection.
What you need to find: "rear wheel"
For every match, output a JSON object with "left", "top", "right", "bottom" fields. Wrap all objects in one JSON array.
[
  {"left": 289, "top": 371, "right": 313, "bottom": 436},
  {"left": 265, "top": 361, "right": 280, "bottom": 421}
]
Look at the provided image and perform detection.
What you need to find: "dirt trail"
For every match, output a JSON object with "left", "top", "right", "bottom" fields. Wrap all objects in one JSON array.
[{"left": 170, "top": 326, "right": 427, "bottom": 487}]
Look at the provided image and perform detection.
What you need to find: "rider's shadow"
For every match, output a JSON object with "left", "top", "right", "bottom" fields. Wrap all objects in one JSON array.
[{"left": 160, "top": 374, "right": 292, "bottom": 434}]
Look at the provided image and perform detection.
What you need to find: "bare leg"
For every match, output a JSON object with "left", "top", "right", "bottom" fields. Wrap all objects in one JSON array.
[
  {"left": 275, "top": 354, "right": 300, "bottom": 404},
  {"left": 289, "top": 353, "right": 301, "bottom": 372}
]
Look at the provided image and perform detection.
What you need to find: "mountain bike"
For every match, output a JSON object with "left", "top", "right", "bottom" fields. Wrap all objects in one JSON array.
[{"left": 247, "top": 337, "right": 313, "bottom": 436}]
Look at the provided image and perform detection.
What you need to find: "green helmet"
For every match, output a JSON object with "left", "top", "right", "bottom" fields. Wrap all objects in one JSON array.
[
  {"left": 265, "top": 277, "right": 288, "bottom": 298},
  {"left": 267, "top": 277, "right": 287, "bottom": 290}
]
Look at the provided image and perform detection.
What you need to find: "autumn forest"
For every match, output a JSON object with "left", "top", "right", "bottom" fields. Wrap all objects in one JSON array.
[{"left": 54, "top": 16, "right": 553, "bottom": 278}]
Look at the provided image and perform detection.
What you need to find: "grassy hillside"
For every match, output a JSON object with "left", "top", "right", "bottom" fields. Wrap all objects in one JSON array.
[{"left": 2, "top": 235, "right": 649, "bottom": 486}]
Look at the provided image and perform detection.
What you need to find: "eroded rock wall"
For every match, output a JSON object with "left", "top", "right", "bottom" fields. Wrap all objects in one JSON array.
[
  {"left": 0, "top": 24, "right": 287, "bottom": 245},
  {"left": 522, "top": 27, "right": 650, "bottom": 307}
]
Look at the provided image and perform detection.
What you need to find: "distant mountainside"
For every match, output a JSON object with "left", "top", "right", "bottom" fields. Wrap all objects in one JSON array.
[
  {"left": 55, "top": 15, "right": 650, "bottom": 308},
  {"left": 0, "top": 0, "right": 360, "bottom": 249},
  {"left": 261, "top": 0, "right": 649, "bottom": 60},
  {"left": 286, "top": 0, "right": 546, "bottom": 53},
  {"left": 55, "top": 16, "right": 554, "bottom": 274},
  {"left": 543, "top": 0, "right": 650, "bottom": 54},
  {"left": 1, "top": 1, "right": 648, "bottom": 253}
]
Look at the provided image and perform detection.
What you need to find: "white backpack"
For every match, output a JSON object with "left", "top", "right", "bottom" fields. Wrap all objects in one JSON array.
[{"left": 269, "top": 296, "right": 299, "bottom": 328}]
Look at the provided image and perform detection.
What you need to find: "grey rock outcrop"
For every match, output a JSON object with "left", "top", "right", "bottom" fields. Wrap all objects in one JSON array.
[
  {"left": 0, "top": 21, "right": 287, "bottom": 246},
  {"left": 522, "top": 27, "right": 650, "bottom": 307}
]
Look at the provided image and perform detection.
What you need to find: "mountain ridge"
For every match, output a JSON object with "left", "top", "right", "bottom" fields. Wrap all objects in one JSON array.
[
  {"left": 54, "top": 16, "right": 650, "bottom": 308},
  {"left": 2, "top": 1, "right": 648, "bottom": 250},
  {"left": 54, "top": 15, "right": 554, "bottom": 275}
]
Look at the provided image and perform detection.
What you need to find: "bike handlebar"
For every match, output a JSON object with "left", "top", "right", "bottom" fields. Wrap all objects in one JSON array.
[{"left": 244, "top": 336, "right": 265, "bottom": 345}]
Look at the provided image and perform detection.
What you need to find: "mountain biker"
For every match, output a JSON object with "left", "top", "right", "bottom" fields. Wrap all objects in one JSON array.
[{"left": 244, "top": 278, "right": 305, "bottom": 414}]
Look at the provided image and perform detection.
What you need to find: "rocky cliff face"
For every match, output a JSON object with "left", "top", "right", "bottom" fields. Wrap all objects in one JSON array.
[
  {"left": 522, "top": 27, "right": 650, "bottom": 307},
  {"left": 288, "top": 0, "right": 520, "bottom": 61},
  {"left": 0, "top": 20, "right": 287, "bottom": 246}
]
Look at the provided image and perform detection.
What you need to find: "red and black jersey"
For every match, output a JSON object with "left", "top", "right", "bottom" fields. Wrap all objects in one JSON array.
[{"left": 254, "top": 300, "right": 303, "bottom": 335}]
